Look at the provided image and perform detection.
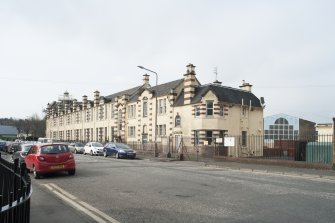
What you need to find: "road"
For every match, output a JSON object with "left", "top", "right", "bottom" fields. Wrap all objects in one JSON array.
[{"left": 3, "top": 153, "right": 335, "bottom": 222}]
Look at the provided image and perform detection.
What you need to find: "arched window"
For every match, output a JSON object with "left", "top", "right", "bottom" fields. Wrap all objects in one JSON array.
[
  {"left": 143, "top": 125, "right": 147, "bottom": 134},
  {"left": 143, "top": 97, "right": 148, "bottom": 117},
  {"left": 175, "top": 113, "right": 181, "bottom": 127},
  {"left": 275, "top": 118, "right": 289, "bottom": 125},
  {"left": 118, "top": 109, "right": 122, "bottom": 132}
]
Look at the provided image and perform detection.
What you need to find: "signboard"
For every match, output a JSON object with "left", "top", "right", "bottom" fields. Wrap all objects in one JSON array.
[
  {"left": 216, "top": 138, "right": 223, "bottom": 143},
  {"left": 224, "top": 137, "right": 235, "bottom": 147}
]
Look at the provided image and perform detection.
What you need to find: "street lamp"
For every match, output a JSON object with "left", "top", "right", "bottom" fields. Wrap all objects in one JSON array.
[{"left": 138, "top": 66, "right": 159, "bottom": 157}]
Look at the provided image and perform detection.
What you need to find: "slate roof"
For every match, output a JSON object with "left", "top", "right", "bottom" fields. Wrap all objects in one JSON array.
[
  {"left": 105, "top": 79, "right": 184, "bottom": 103},
  {"left": 151, "top": 79, "right": 184, "bottom": 97},
  {"left": 174, "top": 84, "right": 262, "bottom": 107},
  {"left": 0, "top": 125, "right": 18, "bottom": 135},
  {"left": 105, "top": 85, "right": 143, "bottom": 102}
]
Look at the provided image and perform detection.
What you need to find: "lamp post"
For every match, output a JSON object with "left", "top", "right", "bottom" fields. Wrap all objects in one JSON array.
[{"left": 138, "top": 66, "right": 158, "bottom": 157}]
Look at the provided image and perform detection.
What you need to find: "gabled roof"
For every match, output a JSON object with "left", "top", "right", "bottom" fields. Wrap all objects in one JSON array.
[
  {"left": 151, "top": 79, "right": 184, "bottom": 97},
  {"left": 105, "top": 85, "right": 143, "bottom": 102},
  {"left": 0, "top": 125, "right": 18, "bottom": 135},
  {"left": 174, "top": 84, "right": 262, "bottom": 107},
  {"left": 106, "top": 79, "right": 184, "bottom": 103}
]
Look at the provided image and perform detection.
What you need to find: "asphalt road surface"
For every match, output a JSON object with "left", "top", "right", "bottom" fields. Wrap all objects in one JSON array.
[{"left": 3, "top": 153, "right": 335, "bottom": 223}]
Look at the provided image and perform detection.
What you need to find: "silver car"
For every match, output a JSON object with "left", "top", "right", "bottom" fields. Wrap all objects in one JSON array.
[{"left": 69, "top": 142, "right": 85, "bottom": 154}]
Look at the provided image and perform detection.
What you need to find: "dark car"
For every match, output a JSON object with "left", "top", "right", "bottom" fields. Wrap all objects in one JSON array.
[
  {"left": 25, "top": 143, "right": 76, "bottom": 179},
  {"left": 12, "top": 143, "right": 34, "bottom": 164},
  {"left": 7, "top": 142, "right": 22, "bottom": 154},
  {"left": 103, "top": 143, "right": 136, "bottom": 159},
  {"left": 0, "top": 141, "right": 6, "bottom": 152}
]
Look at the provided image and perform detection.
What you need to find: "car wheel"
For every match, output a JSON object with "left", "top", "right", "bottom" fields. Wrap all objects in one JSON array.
[
  {"left": 33, "top": 166, "right": 40, "bottom": 179},
  {"left": 103, "top": 152, "right": 107, "bottom": 157},
  {"left": 74, "top": 149, "right": 77, "bottom": 154},
  {"left": 115, "top": 152, "right": 119, "bottom": 159},
  {"left": 68, "top": 169, "right": 76, "bottom": 176},
  {"left": 90, "top": 150, "right": 93, "bottom": 156}
]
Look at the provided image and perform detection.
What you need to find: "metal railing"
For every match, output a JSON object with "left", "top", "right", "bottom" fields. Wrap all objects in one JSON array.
[{"left": 0, "top": 153, "right": 32, "bottom": 223}]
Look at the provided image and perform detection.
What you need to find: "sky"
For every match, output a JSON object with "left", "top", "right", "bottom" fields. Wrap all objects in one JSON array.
[{"left": 0, "top": 0, "right": 334, "bottom": 123}]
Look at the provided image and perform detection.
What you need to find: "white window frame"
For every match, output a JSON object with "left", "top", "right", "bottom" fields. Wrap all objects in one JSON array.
[{"left": 206, "top": 101, "right": 214, "bottom": 116}]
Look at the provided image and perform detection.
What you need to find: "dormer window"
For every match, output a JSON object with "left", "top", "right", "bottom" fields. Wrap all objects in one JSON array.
[{"left": 206, "top": 101, "right": 214, "bottom": 116}]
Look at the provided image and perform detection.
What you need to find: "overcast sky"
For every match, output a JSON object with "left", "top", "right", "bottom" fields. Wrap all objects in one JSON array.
[{"left": 0, "top": 0, "right": 334, "bottom": 123}]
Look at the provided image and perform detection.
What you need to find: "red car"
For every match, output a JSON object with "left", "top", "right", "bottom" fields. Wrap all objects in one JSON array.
[{"left": 25, "top": 143, "right": 76, "bottom": 179}]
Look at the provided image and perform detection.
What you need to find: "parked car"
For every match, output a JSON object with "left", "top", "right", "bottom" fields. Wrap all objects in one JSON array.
[
  {"left": 103, "top": 142, "right": 136, "bottom": 159},
  {"left": 83, "top": 142, "right": 104, "bottom": 156},
  {"left": 0, "top": 141, "right": 6, "bottom": 152},
  {"left": 25, "top": 143, "right": 76, "bottom": 179},
  {"left": 68, "top": 142, "right": 85, "bottom": 154},
  {"left": 7, "top": 142, "right": 22, "bottom": 154},
  {"left": 12, "top": 143, "right": 34, "bottom": 165}
]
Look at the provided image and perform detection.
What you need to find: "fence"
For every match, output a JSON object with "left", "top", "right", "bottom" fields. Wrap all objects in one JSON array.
[
  {"left": 125, "top": 134, "right": 333, "bottom": 165},
  {"left": 63, "top": 134, "right": 334, "bottom": 165},
  {"left": 0, "top": 153, "right": 32, "bottom": 223}
]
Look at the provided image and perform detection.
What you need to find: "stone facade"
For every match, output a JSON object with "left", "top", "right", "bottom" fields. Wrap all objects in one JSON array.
[{"left": 45, "top": 64, "right": 264, "bottom": 157}]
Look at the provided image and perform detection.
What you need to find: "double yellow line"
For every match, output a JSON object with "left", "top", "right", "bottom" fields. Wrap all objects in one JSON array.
[{"left": 42, "top": 183, "right": 120, "bottom": 223}]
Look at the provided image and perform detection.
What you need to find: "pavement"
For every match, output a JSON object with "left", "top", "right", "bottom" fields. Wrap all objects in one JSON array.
[
  {"left": 148, "top": 156, "right": 335, "bottom": 180},
  {"left": 30, "top": 183, "right": 91, "bottom": 223}
]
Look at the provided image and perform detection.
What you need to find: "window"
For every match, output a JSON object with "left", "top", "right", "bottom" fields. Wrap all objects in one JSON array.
[
  {"left": 86, "top": 110, "right": 90, "bottom": 122},
  {"left": 206, "top": 101, "right": 213, "bottom": 116},
  {"left": 99, "top": 105, "right": 104, "bottom": 120},
  {"left": 195, "top": 106, "right": 200, "bottom": 117},
  {"left": 128, "top": 126, "right": 136, "bottom": 137},
  {"left": 76, "top": 112, "right": 80, "bottom": 123},
  {"left": 142, "top": 125, "right": 147, "bottom": 134},
  {"left": 111, "top": 104, "right": 114, "bottom": 119},
  {"left": 205, "top": 131, "right": 213, "bottom": 145},
  {"left": 118, "top": 110, "right": 122, "bottom": 131},
  {"left": 242, "top": 131, "right": 247, "bottom": 146},
  {"left": 194, "top": 130, "right": 200, "bottom": 145},
  {"left": 67, "top": 115, "right": 71, "bottom": 125},
  {"left": 143, "top": 97, "right": 148, "bottom": 117},
  {"left": 157, "top": 124, "right": 166, "bottom": 136},
  {"left": 111, "top": 127, "right": 115, "bottom": 142},
  {"left": 175, "top": 113, "right": 181, "bottom": 127},
  {"left": 219, "top": 105, "right": 225, "bottom": 117},
  {"left": 159, "top": 99, "right": 166, "bottom": 114},
  {"left": 128, "top": 104, "right": 136, "bottom": 118}
]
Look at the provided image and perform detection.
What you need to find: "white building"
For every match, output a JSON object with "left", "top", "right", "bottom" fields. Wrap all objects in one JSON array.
[{"left": 46, "top": 64, "right": 264, "bottom": 157}]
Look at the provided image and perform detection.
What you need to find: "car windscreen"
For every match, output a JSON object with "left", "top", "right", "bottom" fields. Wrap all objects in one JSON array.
[
  {"left": 76, "top": 143, "right": 84, "bottom": 147},
  {"left": 115, "top": 143, "right": 131, "bottom": 149},
  {"left": 92, "top": 143, "right": 103, "bottom": 147},
  {"left": 22, "top": 145, "right": 33, "bottom": 152},
  {"left": 40, "top": 145, "right": 69, "bottom": 154}
]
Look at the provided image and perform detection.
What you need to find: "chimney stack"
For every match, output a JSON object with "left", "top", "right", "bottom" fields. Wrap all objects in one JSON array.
[
  {"left": 143, "top": 74, "right": 150, "bottom": 88},
  {"left": 213, "top": 80, "right": 222, "bottom": 85},
  {"left": 239, "top": 80, "right": 252, "bottom": 92},
  {"left": 184, "top": 63, "right": 197, "bottom": 105},
  {"left": 94, "top": 91, "right": 100, "bottom": 107},
  {"left": 82, "top": 95, "right": 88, "bottom": 110},
  {"left": 73, "top": 99, "right": 77, "bottom": 111},
  {"left": 169, "top": 88, "right": 177, "bottom": 104}
]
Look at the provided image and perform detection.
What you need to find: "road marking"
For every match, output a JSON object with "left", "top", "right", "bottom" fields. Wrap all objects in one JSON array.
[{"left": 42, "top": 183, "right": 120, "bottom": 223}]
